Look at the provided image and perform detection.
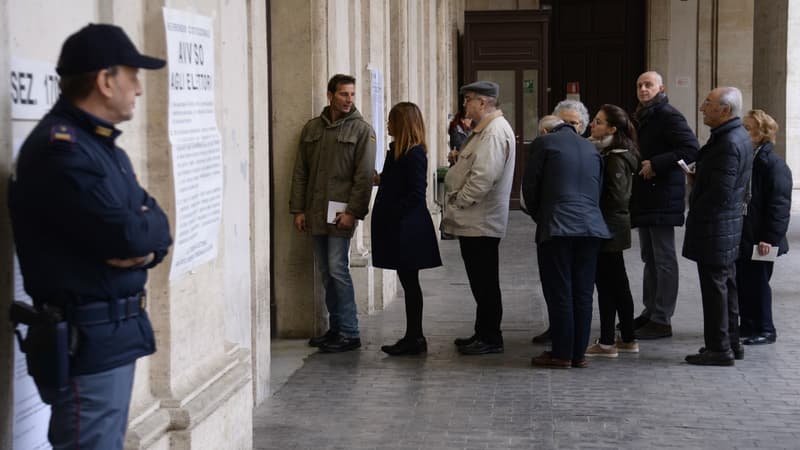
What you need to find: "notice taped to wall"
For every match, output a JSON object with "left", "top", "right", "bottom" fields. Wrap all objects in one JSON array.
[{"left": 163, "top": 8, "right": 223, "bottom": 281}]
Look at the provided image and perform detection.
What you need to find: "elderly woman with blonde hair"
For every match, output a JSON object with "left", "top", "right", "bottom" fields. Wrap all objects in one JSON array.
[{"left": 737, "top": 109, "right": 792, "bottom": 345}]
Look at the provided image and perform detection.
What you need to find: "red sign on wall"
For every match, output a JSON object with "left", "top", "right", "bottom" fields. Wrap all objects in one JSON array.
[{"left": 566, "top": 82, "right": 580, "bottom": 94}]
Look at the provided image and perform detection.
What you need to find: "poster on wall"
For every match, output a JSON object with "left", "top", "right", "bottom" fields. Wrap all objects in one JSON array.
[
  {"left": 368, "top": 65, "right": 385, "bottom": 172},
  {"left": 9, "top": 56, "right": 58, "bottom": 450},
  {"left": 163, "top": 8, "right": 223, "bottom": 281}
]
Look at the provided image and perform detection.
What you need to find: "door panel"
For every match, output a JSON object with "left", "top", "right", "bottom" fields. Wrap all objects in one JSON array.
[
  {"left": 465, "top": 11, "right": 549, "bottom": 210},
  {"left": 550, "top": 0, "right": 645, "bottom": 116}
]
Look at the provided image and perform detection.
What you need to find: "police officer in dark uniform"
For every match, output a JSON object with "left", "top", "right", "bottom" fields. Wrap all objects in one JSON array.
[{"left": 8, "top": 23, "right": 172, "bottom": 449}]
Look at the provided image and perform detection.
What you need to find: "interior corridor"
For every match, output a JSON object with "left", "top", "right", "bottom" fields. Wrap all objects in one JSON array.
[{"left": 255, "top": 210, "right": 800, "bottom": 449}]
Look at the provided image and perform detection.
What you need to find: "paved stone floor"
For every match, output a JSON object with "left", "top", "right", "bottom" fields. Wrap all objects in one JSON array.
[{"left": 254, "top": 211, "right": 800, "bottom": 449}]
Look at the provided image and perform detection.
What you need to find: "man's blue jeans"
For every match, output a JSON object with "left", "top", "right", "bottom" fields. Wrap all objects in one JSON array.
[{"left": 313, "top": 235, "right": 359, "bottom": 337}]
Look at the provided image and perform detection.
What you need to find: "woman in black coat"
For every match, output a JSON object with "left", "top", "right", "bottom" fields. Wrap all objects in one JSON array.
[
  {"left": 737, "top": 109, "right": 792, "bottom": 345},
  {"left": 372, "top": 102, "right": 442, "bottom": 355}
]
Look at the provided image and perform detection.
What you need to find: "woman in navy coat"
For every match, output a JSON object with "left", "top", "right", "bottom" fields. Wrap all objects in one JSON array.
[
  {"left": 372, "top": 102, "right": 442, "bottom": 355},
  {"left": 737, "top": 109, "right": 792, "bottom": 345}
]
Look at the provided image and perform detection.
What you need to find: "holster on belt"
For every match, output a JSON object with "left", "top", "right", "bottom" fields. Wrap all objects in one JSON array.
[{"left": 9, "top": 301, "right": 70, "bottom": 391}]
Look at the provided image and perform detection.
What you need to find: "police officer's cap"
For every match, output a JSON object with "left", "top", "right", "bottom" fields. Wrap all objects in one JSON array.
[
  {"left": 57, "top": 23, "right": 166, "bottom": 76},
  {"left": 459, "top": 81, "right": 500, "bottom": 99}
]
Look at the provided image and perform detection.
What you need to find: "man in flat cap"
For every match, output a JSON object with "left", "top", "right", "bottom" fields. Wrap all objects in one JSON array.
[
  {"left": 8, "top": 23, "right": 172, "bottom": 449},
  {"left": 442, "top": 81, "right": 516, "bottom": 355}
]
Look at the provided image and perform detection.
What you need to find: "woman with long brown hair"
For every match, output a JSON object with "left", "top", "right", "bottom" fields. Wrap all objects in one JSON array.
[
  {"left": 372, "top": 102, "right": 442, "bottom": 355},
  {"left": 585, "top": 104, "right": 641, "bottom": 357}
]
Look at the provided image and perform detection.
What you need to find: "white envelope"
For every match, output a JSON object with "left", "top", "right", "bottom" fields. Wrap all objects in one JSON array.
[{"left": 327, "top": 201, "right": 348, "bottom": 224}]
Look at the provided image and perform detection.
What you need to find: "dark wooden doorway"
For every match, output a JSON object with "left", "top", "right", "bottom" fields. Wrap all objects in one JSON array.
[
  {"left": 549, "top": 0, "right": 646, "bottom": 116},
  {"left": 464, "top": 10, "right": 550, "bottom": 209}
]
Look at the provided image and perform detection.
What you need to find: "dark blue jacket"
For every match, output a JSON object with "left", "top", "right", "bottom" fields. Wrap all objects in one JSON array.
[
  {"left": 522, "top": 124, "right": 611, "bottom": 244},
  {"left": 631, "top": 95, "right": 699, "bottom": 227},
  {"left": 371, "top": 144, "right": 442, "bottom": 270},
  {"left": 682, "top": 118, "right": 752, "bottom": 266},
  {"left": 8, "top": 97, "right": 172, "bottom": 375},
  {"left": 738, "top": 141, "right": 792, "bottom": 259}
]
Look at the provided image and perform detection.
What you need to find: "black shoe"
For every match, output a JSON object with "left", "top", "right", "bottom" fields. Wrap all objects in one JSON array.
[
  {"left": 531, "top": 328, "right": 551, "bottom": 344},
  {"left": 457, "top": 339, "right": 503, "bottom": 355},
  {"left": 454, "top": 334, "right": 478, "bottom": 347},
  {"left": 381, "top": 337, "right": 427, "bottom": 355},
  {"left": 742, "top": 333, "right": 776, "bottom": 345},
  {"left": 319, "top": 335, "right": 361, "bottom": 353},
  {"left": 686, "top": 348, "right": 735, "bottom": 366},
  {"left": 634, "top": 321, "right": 672, "bottom": 340},
  {"left": 700, "top": 345, "right": 743, "bottom": 360},
  {"left": 308, "top": 329, "right": 338, "bottom": 347},
  {"left": 617, "top": 315, "right": 650, "bottom": 331}
]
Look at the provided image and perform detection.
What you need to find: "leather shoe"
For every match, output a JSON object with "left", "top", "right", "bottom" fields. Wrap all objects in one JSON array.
[
  {"left": 308, "top": 329, "right": 337, "bottom": 347},
  {"left": 742, "top": 333, "right": 776, "bottom": 345},
  {"left": 531, "top": 328, "right": 551, "bottom": 344},
  {"left": 531, "top": 351, "right": 571, "bottom": 369},
  {"left": 634, "top": 321, "right": 672, "bottom": 340},
  {"left": 381, "top": 337, "right": 427, "bottom": 355},
  {"left": 686, "top": 348, "right": 734, "bottom": 366},
  {"left": 454, "top": 334, "right": 478, "bottom": 347},
  {"left": 618, "top": 315, "right": 650, "bottom": 331},
  {"left": 319, "top": 335, "right": 361, "bottom": 353},
  {"left": 571, "top": 358, "right": 588, "bottom": 368},
  {"left": 457, "top": 339, "right": 503, "bottom": 355},
  {"left": 700, "top": 345, "right": 743, "bottom": 360}
]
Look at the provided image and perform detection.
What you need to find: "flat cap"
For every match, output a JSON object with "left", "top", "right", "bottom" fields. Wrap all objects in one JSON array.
[
  {"left": 459, "top": 80, "right": 499, "bottom": 98},
  {"left": 57, "top": 23, "right": 166, "bottom": 76}
]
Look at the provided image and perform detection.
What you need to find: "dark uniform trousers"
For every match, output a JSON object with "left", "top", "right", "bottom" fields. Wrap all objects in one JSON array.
[
  {"left": 458, "top": 236, "right": 503, "bottom": 344},
  {"left": 697, "top": 262, "right": 740, "bottom": 352}
]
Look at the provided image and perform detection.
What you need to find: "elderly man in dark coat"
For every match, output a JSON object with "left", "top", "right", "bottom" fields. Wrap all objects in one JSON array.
[
  {"left": 630, "top": 71, "right": 699, "bottom": 340},
  {"left": 522, "top": 122, "right": 611, "bottom": 369},
  {"left": 683, "top": 86, "right": 752, "bottom": 366}
]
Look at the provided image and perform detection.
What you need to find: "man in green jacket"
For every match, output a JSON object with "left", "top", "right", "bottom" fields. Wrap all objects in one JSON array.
[{"left": 290, "top": 74, "right": 376, "bottom": 352}]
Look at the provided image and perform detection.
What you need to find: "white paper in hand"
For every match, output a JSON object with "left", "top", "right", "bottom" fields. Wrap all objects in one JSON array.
[
  {"left": 677, "top": 159, "right": 696, "bottom": 174},
  {"left": 327, "top": 201, "right": 348, "bottom": 224},
  {"left": 751, "top": 245, "right": 779, "bottom": 262}
]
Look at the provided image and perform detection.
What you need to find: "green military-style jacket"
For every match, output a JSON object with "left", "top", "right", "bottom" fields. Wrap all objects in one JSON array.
[{"left": 290, "top": 105, "right": 376, "bottom": 237}]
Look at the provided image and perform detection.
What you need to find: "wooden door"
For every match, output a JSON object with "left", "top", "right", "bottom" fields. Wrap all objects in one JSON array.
[
  {"left": 464, "top": 10, "right": 549, "bottom": 210},
  {"left": 549, "top": 0, "right": 645, "bottom": 116}
]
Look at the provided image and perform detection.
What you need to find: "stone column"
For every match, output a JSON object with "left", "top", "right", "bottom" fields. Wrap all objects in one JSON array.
[
  {"left": 246, "top": 0, "right": 272, "bottom": 406},
  {"left": 697, "top": 0, "right": 754, "bottom": 141},
  {"left": 786, "top": 1, "right": 800, "bottom": 185},
  {"left": 271, "top": 0, "right": 329, "bottom": 337},
  {"left": 753, "top": 0, "right": 787, "bottom": 154},
  {"left": 0, "top": 2, "right": 13, "bottom": 447}
]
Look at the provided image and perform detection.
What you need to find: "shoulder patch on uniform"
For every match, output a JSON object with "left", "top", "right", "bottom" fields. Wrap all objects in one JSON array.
[{"left": 50, "top": 125, "right": 77, "bottom": 145}]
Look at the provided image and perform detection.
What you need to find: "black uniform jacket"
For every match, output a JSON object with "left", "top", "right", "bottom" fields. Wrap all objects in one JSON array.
[{"left": 9, "top": 97, "right": 172, "bottom": 375}]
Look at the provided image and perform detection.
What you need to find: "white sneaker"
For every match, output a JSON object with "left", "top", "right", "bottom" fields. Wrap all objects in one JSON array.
[
  {"left": 586, "top": 340, "right": 618, "bottom": 357},
  {"left": 615, "top": 338, "right": 640, "bottom": 353}
]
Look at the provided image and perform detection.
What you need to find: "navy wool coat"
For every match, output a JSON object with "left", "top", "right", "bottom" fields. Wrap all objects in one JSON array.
[
  {"left": 371, "top": 144, "right": 442, "bottom": 270},
  {"left": 521, "top": 124, "right": 611, "bottom": 244},
  {"left": 682, "top": 118, "right": 753, "bottom": 266},
  {"left": 630, "top": 95, "right": 699, "bottom": 227},
  {"left": 738, "top": 141, "right": 792, "bottom": 259}
]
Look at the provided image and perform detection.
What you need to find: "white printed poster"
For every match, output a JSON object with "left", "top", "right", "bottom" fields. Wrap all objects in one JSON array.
[
  {"left": 368, "top": 66, "right": 385, "bottom": 172},
  {"left": 10, "top": 57, "right": 55, "bottom": 450},
  {"left": 163, "top": 8, "right": 223, "bottom": 281}
]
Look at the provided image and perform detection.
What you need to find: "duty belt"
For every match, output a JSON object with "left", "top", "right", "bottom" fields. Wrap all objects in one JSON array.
[{"left": 71, "top": 291, "right": 147, "bottom": 326}]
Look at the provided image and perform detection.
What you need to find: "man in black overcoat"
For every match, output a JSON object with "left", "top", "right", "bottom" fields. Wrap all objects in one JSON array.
[{"left": 683, "top": 87, "right": 752, "bottom": 366}]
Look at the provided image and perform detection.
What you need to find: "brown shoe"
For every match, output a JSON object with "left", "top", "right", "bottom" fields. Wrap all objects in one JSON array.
[
  {"left": 571, "top": 358, "right": 588, "bottom": 368},
  {"left": 531, "top": 351, "right": 571, "bottom": 369},
  {"left": 634, "top": 321, "right": 672, "bottom": 340}
]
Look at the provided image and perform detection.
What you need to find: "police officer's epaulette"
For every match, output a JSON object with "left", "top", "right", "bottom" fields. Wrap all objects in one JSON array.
[{"left": 50, "top": 125, "right": 77, "bottom": 145}]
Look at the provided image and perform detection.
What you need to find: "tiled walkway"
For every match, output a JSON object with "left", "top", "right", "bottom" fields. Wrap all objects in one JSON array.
[{"left": 254, "top": 211, "right": 800, "bottom": 449}]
